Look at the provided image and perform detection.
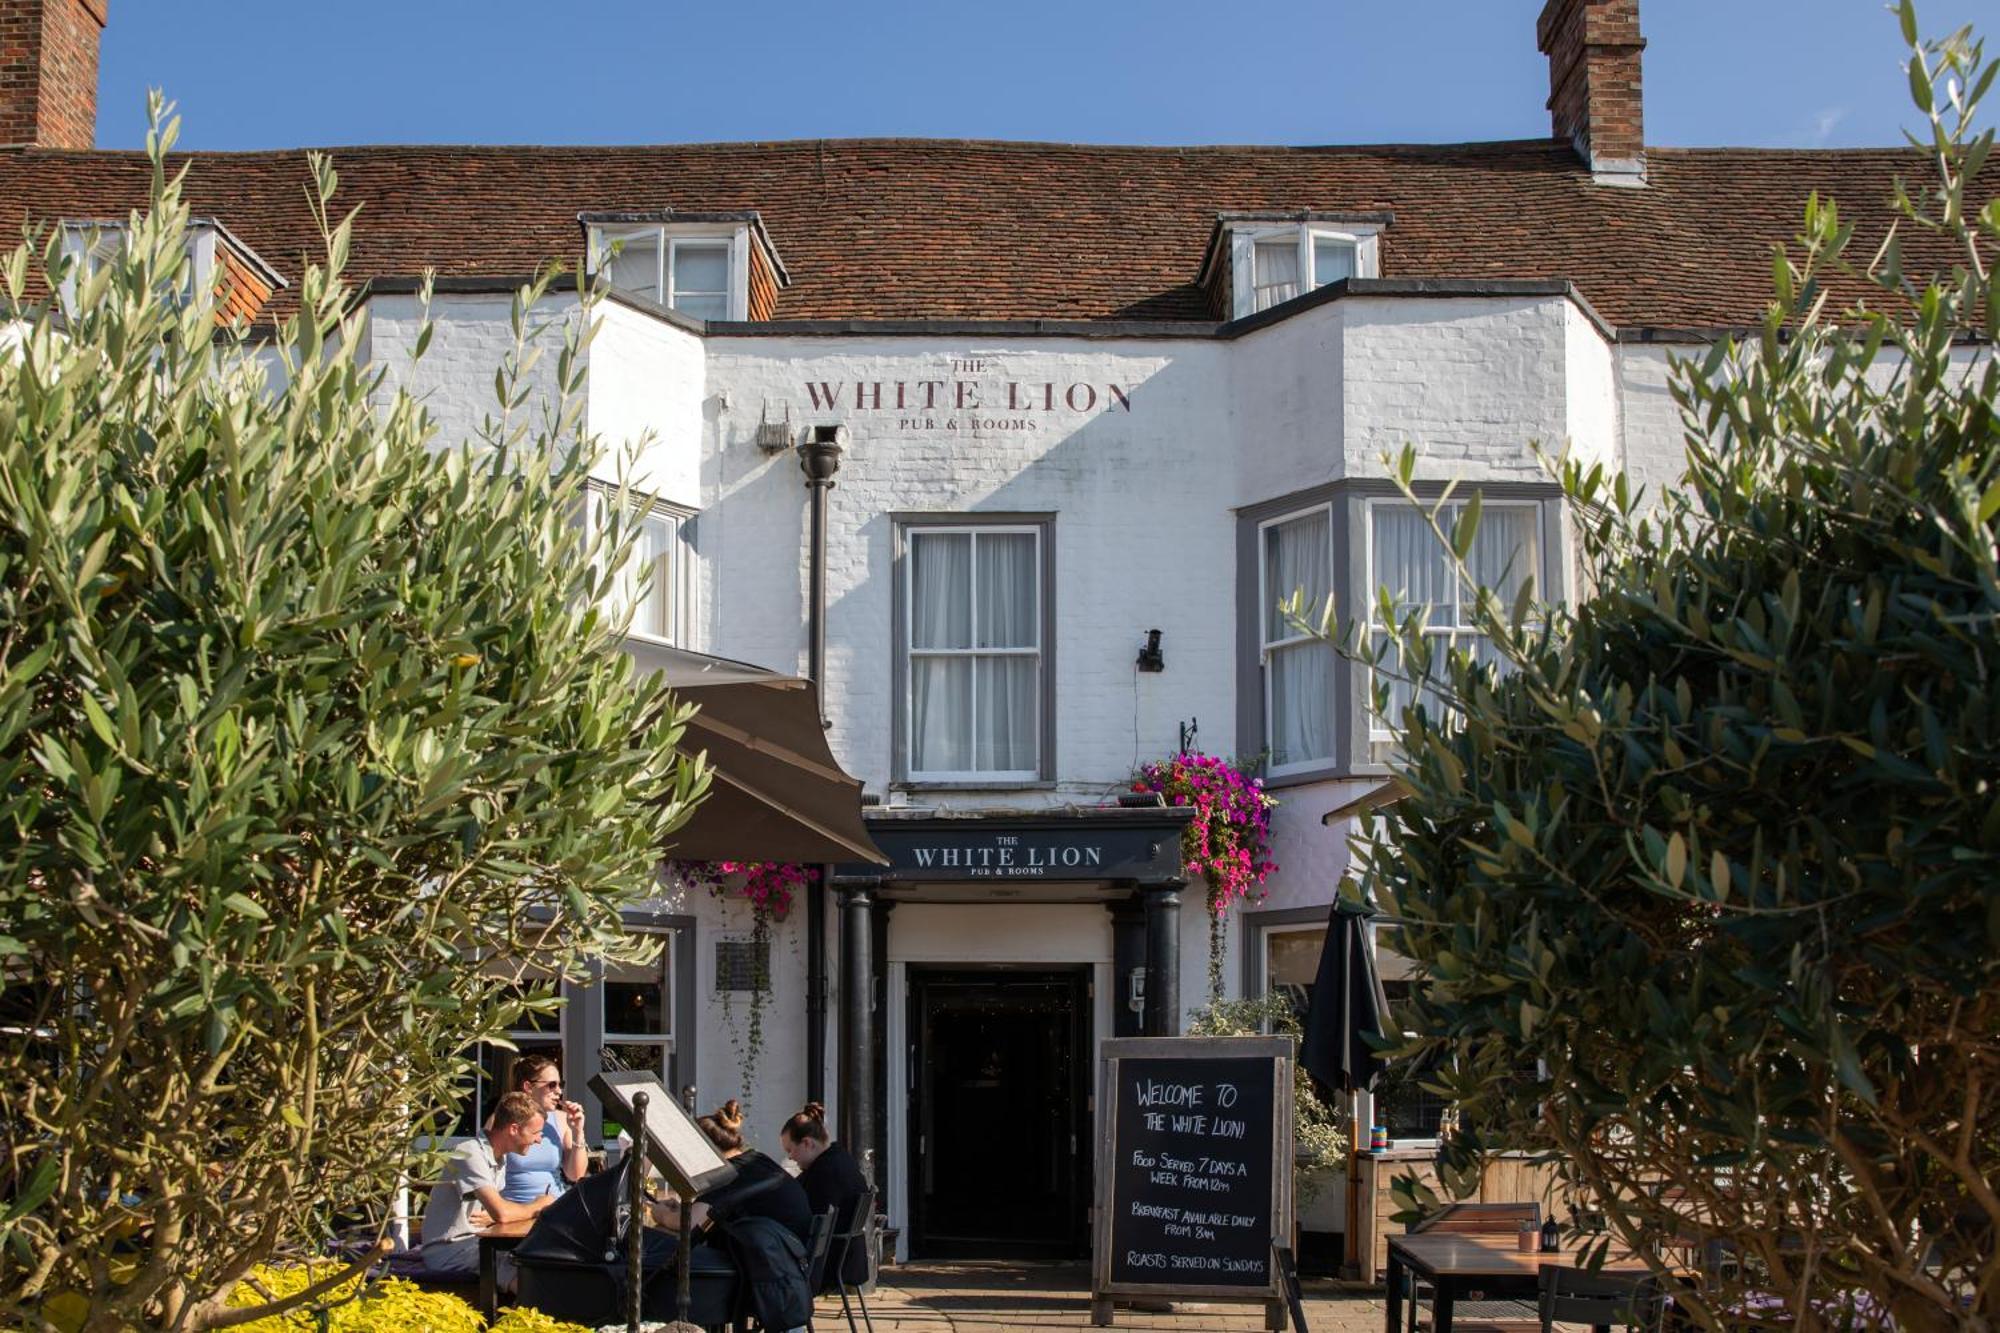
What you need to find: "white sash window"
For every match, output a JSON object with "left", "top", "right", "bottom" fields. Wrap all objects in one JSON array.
[
  {"left": 904, "top": 525, "right": 1044, "bottom": 782},
  {"left": 1259, "top": 506, "right": 1337, "bottom": 774}
]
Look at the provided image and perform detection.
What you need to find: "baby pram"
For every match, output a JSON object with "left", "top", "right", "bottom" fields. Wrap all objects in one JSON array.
[{"left": 510, "top": 1157, "right": 740, "bottom": 1328}]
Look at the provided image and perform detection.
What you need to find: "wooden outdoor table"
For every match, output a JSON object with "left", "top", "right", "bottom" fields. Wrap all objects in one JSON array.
[
  {"left": 1384, "top": 1232, "right": 1656, "bottom": 1333},
  {"left": 473, "top": 1217, "right": 535, "bottom": 1324}
]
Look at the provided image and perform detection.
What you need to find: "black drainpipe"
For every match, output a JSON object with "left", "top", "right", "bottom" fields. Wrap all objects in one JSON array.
[{"left": 797, "top": 425, "right": 845, "bottom": 1105}]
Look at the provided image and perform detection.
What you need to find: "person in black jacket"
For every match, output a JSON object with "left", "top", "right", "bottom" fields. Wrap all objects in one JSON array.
[
  {"left": 779, "top": 1101, "right": 870, "bottom": 1291},
  {"left": 651, "top": 1098, "right": 816, "bottom": 1245}
]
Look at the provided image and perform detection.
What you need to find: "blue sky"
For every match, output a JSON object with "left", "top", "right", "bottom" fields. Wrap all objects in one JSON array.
[{"left": 95, "top": 2, "right": 1993, "bottom": 152}]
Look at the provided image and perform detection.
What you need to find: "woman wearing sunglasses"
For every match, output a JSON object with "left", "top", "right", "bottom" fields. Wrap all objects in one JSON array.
[{"left": 498, "top": 1053, "right": 588, "bottom": 1203}]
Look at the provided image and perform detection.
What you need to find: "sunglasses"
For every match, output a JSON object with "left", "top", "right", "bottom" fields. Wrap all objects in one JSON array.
[{"left": 533, "top": 1079, "right": 563, "bottom": 1090}]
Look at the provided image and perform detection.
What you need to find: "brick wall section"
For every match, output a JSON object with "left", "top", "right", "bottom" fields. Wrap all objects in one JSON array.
[
  {"left": 0, "top": 0, "right": 107, "bottom": 149},
  {"left": 747, "top": 241, "right": 778, "bottom": 321},
  {"left": 1536, "top": 0, "right": 1644, "bottom": 170}
]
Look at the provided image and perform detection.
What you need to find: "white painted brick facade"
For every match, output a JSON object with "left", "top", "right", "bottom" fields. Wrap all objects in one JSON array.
[{"left": 376, "top": 285, "right": 1696, "bottom": 1241}]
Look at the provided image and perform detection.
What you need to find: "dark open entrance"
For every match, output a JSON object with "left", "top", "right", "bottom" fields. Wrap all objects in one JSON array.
[{"left": 907, "top": 966, "right": 1092, "bottom": 1258}]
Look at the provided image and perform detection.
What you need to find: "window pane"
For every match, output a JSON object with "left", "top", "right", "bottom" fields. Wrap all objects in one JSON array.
[
  {"left": 604, "top": 946, "right": 669, "bottom": 1037},
  {"left": 1313, "top": 237, "right": 1357, "bottom": 287},
  {"left": 1371, "top": 506, "right": 1454, "bottom": 625},
  {"left": 911, "top": 532, "right": 972, "bottom": 649},
  {"left": 1266, "top": 928, "right": 1321, "bottom": 1021},
  {"left": 974, "top": 655, "right": 1037, "bottom": 772},
  {"left": 1254, "top": 239, "right": 1301, "bottom": 310},
  {"left": 912, "top": 656, "right": 974, "bottom": 772},
  {"left": 1464, "top": 506, "right": 1538, "bottom": 619},
  {"left": 601, "top": 1042, "right": 670, "bottom": 1090},
  {"left": 634, "top": 513, "right": 676, "bottom": 640},
  {"left": 975, "top": 532, "right": 1037, "bottom": 649},
  {"left": 672, "top": 292, "right": 728, "bottom": 321},
  {"left": 1263, "top": 510, "right": 1329, "bottom": 642},
  {"left": 672, "top": 243, "right": 729, "bottom": 295},
  {"left": 1268, "top": 640, "right": 1333, "bottom": 768},
  {"left": 601, "top": 230, "right": 662, "bottom": 301}
]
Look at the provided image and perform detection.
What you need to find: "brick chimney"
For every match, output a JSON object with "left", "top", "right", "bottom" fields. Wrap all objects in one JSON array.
[
  {"left": 1, "top": 0, "right": 108, "bottom": 150},
  {"left": 1537, "top": 0, "right": 1645, "bottom": 185}
]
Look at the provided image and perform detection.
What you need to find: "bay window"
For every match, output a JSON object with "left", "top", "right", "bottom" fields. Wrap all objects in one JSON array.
[
  {"left": 1260, "top": 506, "right": 1336, "bottom": 774},
  {"left": 899, "top": 521, "right": 1049, "bottom": 783},
  {"left": 1367, "top": 499, "right": 1540, "bottom": 739}
]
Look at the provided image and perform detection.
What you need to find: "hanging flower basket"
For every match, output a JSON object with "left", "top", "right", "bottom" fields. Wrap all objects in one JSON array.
[
  {"left": 665, "top": 860, "right": 816, "bottom": 1106},
  {"left": 1131, "top": 752, "right": 1277, "bottom": 999}
]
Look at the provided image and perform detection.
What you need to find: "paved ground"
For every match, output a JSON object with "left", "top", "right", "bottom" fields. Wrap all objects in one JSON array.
[{"left": 812, "top": 1262, "right": 1388, "bottom": 1332}]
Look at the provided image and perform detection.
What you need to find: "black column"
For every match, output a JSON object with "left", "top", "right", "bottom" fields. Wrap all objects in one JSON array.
[
  {"left": 1107, "top": 892, "right": 1147, "bottom": 1039},
  {"left": 870, "top": 898, "right": 894, "bottom": 1189},
  {"left": 1143, "top": 881, "right": 1183, "bottom": 1037},
  {"left": 838, "top": 881, "right": 878, "bottom": 1185}
]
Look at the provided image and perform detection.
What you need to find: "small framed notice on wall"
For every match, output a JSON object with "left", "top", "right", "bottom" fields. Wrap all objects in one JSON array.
[{"left": 1090, "top": 1035, "right": 1295, "bottom": 1329}]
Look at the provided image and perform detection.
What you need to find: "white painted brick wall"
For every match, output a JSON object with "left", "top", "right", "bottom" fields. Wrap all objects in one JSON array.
[{"left": 346, "top": 287, "right": 1706, "bottom": 1153}]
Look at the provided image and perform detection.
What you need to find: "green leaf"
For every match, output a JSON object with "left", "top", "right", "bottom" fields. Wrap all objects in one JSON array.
[
  {"left": 1665, "top": 833, "right": 1687, "bottom": 889},
  {"left": 221, "top": 893, "right": 269, "bottom": 921}
]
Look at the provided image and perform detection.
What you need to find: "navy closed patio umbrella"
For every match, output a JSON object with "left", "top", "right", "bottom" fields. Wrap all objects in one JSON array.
[{"left": 1300, "top": 900, "right": 1391, "bottom": 1096}]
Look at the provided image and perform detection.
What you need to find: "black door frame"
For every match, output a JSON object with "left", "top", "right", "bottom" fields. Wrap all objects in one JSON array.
[{"left": 906, "top": 963, "right": 1094, "bottom": 1259}]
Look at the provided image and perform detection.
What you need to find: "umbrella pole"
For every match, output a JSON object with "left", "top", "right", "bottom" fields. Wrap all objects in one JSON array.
[{"left": 1346, "top": 1090, "right": 1363, "bottom": 1277}]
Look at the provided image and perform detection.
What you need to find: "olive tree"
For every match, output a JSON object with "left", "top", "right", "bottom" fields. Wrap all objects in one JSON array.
[
  {"left": 1333, "top": 12, "right": 1998, "bottom": 1330},
  {"left": 0, "top": 104, "right": 706, "bottom": 1330}
]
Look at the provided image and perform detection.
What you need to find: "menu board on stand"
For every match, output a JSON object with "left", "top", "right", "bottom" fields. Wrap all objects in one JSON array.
[{"left": 1089, "top": 1035, "right": 1296, "bottom": 1330}]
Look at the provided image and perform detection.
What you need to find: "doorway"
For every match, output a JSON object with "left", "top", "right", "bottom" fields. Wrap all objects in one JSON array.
[{"left": 907, "top": 966, "right": 1092, "bottom": 1258}]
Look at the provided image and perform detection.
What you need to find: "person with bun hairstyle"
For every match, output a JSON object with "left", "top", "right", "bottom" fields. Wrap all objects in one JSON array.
[
  {"left": 779, "top": 1101, "right": 870, "bottom": 1290},
  {"left": 652, "top": 1098, "right": 815, "bottom": 1246}
]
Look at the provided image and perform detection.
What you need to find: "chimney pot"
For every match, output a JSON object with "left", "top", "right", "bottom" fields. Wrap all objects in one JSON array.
[{"left": 1, "top": 0, "right": 109, "bottom": 151}]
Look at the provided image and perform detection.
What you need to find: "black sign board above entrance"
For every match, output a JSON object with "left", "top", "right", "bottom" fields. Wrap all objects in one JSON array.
[
  {"left": 1090, "top": 1035, "right": 1295, "bottom": 1327},
  {"left": 839, "top": 810, "right": 1191, "bottom": 884}
]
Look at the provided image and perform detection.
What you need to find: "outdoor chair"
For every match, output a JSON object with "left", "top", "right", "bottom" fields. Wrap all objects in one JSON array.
[
  {"left": 802, "top": 1206, "right": 837, "bottom": 1330},
  {"left": 1537, "top": 1266, "right": 1666, "bottom": 1333},
  {"left": 1407, "top": 1202, "right": 1544, "bottom": 1333},
  {"left": 829, "top": 1187, "right": 877, "bottom": 1333}
]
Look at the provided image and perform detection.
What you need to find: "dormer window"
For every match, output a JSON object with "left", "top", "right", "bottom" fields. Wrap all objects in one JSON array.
[
  {"left": 581, "top": 211, "right": 790, "bottom": 323},
  {"left": 58, "top": 217, "right": 285, "bottom": 322},
  {"left": 1202, "top": 212, "right": 1389, "bottom": 321}
]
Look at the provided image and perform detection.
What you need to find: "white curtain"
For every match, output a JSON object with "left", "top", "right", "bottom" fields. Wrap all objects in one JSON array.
[
  {"left": 1465, "top": 506, "right": 1538, "bottom": 611},
  {"left": 1370, "top": 506, "right": 1458, "bottom": 727},
  {"left": 911, "top": 533, "right": 973, "bottom": 773},
  {"left": 974, "top": 533, "right": 1037, "bottom": 772},
  {"left": 1254, "top": 239, "right": 1301, "bottom": 310},
  {"left": 1263, "top": 512, "right": 1332, "bottom": 766}
]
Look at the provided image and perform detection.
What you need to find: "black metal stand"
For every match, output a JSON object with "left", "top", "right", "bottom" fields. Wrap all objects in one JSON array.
[{"left": 628, "top": 1090, "right": 649, "bottom": 1333}]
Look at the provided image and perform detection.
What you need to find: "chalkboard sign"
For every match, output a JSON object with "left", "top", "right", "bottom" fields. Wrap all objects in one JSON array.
[{"left": 1091, "top": 1036, "right": 1295, "bottom": 1327}]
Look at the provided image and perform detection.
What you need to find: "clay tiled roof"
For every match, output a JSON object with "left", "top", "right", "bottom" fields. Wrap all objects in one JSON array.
[{"left": 0, "top": 137, "right": 1975, "bottom": 331}]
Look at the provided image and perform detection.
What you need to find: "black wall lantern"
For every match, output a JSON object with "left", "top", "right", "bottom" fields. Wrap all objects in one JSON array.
[{"left": 1136, "top": 628, "right": 1165, "bottom": 672}]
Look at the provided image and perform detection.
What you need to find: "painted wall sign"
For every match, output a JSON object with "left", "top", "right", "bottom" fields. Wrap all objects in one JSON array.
[
  {"left": 1091, "top": 1036, "right": 1295, "bottom": 1326},
  {"left": 802, "top": 358, "right": 1137, "bottom": 432}
]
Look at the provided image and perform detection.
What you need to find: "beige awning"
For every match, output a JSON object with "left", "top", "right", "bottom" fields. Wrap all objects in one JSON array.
[{"left": 633, "top": 643, "right": 888, "bottom": 865}]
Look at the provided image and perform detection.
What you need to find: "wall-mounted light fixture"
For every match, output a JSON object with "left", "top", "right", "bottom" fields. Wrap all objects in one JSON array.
[{"left": 1136, "top": 628, "right": 1165, "bottom": 672}]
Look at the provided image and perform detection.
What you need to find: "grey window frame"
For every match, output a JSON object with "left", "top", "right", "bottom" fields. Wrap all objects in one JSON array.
[
  {"left": 890, "top": 512, "right": 1057, "bottom": 789},
  {"left": 1236, "top": 479, "right": 1565, "bottom": 782}
]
